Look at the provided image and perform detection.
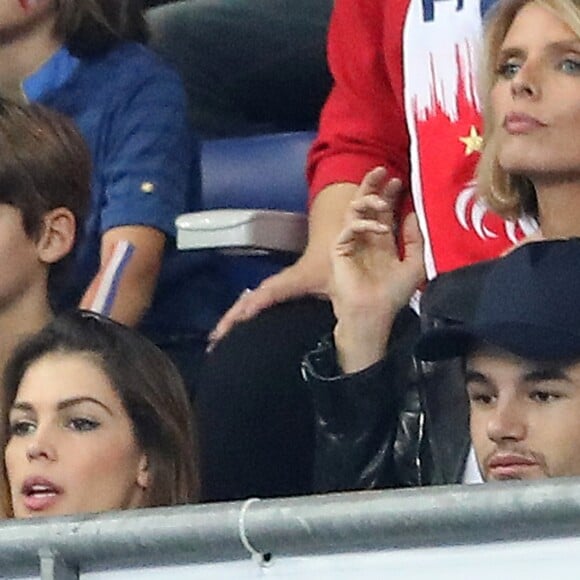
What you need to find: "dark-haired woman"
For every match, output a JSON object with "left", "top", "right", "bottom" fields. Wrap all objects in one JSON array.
[{"left": 1, "top": 310, "right": 198, "bottom": 518}]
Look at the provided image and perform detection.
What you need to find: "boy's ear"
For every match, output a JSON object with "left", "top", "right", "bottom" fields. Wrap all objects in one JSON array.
[{"left": 36, "top": 207, "right": 76, "bottom": 265}]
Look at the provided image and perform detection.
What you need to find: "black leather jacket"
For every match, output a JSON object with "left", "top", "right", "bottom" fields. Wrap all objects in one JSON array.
[{"left": 301, "top": 260, "right": 493, "bottom": 493}]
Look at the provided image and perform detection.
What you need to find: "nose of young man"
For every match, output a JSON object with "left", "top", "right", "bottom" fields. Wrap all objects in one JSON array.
[{"left": 486, "top": 398, "right": 527, "bottom": 444}]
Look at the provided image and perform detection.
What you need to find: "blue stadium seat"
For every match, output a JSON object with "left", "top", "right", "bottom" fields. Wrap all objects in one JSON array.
[
  {"left": 200, "top": 132, "right": 312, "bottom": 212},
  {"left": 176, "top": 131, "right": 313, "bottom": 299},
  {"left": 146, "top": 0, "right": 329, "bottom": 300}
]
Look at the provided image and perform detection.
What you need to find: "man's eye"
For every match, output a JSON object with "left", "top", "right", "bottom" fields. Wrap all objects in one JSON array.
[
  {"left": 9, "top": 421, "right": 35, "bottom": 437},
  {"left": 468, "top": 392, "right": 494, "bottom": 405},
  {"left": 68, "top": 418, "right": 100, "bottom": 432},
  {"left": 496, "top": 61, "right": 520, "bottom": 79},
  {"left": 530, "top": 390, "right": 560, "bottom": 403}
]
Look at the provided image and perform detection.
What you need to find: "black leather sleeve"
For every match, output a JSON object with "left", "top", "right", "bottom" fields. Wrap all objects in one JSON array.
[{"left": 302, "top": 308, "right": 421, "bottom": 493}]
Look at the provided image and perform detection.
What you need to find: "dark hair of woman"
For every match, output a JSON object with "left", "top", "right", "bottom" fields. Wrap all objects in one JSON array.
[{"left": 0, "top": 310, "right": 199, "bottom": 516}]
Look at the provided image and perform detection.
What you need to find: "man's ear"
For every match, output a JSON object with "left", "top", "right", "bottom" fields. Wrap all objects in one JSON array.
[
  {"left": 36, "top": 207, "right": 76, "bottom": 265},
  {"left": 137, "top": 454, "right": 150, "bottom": 490}
]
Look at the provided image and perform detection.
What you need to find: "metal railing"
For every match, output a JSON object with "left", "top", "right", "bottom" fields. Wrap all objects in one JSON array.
[{"left": 2, "top": 477, "right": 580, "bottom": 579}]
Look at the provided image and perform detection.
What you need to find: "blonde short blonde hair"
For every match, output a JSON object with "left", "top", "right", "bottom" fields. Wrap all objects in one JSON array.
[{"left": 477, "top": 0, "right": 580, "bottom": 219}]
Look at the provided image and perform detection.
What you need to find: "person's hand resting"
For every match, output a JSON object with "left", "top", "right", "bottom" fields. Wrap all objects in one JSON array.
[
  {"left": 206, "top": 181, "right": 358, "bottom": 351},
  {"left": 331, "top": 167, "right": 426, "bottom": 374}
]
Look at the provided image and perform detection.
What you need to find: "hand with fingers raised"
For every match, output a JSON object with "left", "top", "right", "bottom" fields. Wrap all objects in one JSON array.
[{"left": 330, "top": 167, "right": 426, "bottom": 374}]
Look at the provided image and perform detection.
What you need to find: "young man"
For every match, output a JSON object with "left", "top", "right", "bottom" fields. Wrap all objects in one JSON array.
[
  {"left": 307, "top": 240, "right": 580, "bottom": 489},
  {"left": 0, "top": 97, "right": 89, "bottom": 377},
  {"left": 417, "top": 239, "right": 580, "bottom": 483}
]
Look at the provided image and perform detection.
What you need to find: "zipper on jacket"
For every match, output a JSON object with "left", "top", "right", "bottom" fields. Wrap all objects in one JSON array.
[{"left": 415, "top": 410, "right": 425, "bottom": 486}]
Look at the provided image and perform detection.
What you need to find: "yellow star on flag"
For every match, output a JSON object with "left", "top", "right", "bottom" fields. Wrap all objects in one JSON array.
[{"left": 459, "top": 126, "right": 483, "bottom": 155}]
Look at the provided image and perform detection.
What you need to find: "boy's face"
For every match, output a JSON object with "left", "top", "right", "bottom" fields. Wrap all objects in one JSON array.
[
  {"left": 466, "top": 344, "right": 580, "bottom": 481},
  {"left": 0, "top": 203, "right": 45, "bottom": 310}
]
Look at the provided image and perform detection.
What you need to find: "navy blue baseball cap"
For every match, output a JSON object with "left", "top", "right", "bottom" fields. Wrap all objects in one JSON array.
[{"left": 415, "top": 239, "right": 580, "bottom": 362}]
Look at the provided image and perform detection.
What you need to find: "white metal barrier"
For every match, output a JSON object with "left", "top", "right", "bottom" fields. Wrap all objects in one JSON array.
[{"left": 2, "top": 478, "right": 580, "bottom": 579}]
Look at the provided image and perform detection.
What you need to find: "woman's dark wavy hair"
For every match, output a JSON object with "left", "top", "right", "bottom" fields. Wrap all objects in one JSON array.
[
  {"left": 0, "top": 310, "right": 199, "bottom": 517},
  {"left": 55, "top": 0, "right": 149, "bottom": 56}
]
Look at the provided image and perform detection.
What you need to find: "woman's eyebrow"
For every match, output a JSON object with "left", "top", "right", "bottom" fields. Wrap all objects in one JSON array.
[
  {"left": 497, "top": 39, "right": 580, "bottom": 62},
  {"left": 11, "top": 397, "right": 114, "bottom": 416},
  {"left": 57, "top": 396, "right": 114, "bottom": 416},
  {"left": 545, "top": 39, "right": 580, "bottom": 53},
  {"left": 496, "top": 46, "right": 525, "bottom": 62}
]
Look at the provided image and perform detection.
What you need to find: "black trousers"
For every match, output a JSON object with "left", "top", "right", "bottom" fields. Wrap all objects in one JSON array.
[{"left": 196, "top": 297, "right": 336, "bottom": 501}]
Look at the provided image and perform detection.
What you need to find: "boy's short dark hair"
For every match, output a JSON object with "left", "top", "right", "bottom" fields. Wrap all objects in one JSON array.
[
  {"left": 55, "top": 0, "right": 149, "bottom": 56},
  {"left": 0, "top": 98, "right": 91, "bottom": 291}
]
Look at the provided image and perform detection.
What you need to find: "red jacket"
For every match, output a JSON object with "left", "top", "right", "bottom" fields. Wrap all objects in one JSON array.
[{"left": 307, "top": 0, "right": 534, "bottom": 277}]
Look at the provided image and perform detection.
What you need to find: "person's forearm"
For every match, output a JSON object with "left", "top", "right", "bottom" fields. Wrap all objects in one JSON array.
[
  {"left": 79, "top": 226, "right": 165, "bottom": 327},
  {"left": 81, "top": 271, "right": 154, "bottom": 327},
  {"left": 334, "top": 310, "right": 397, "bottom": 374},
  {"left": 207, "top": 181, "right": 361, "bottom": 346},
  {"left": 303, "top": 182, "right": 359, "bottom": 294}
]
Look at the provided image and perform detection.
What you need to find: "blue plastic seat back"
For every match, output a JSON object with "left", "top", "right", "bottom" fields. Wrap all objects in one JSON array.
[
  {"left": 200, "top": 131, "right": 314, "bottom": 298},
  {"left": 201, "top": 131, "right": 313, "bottom": 212}
]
